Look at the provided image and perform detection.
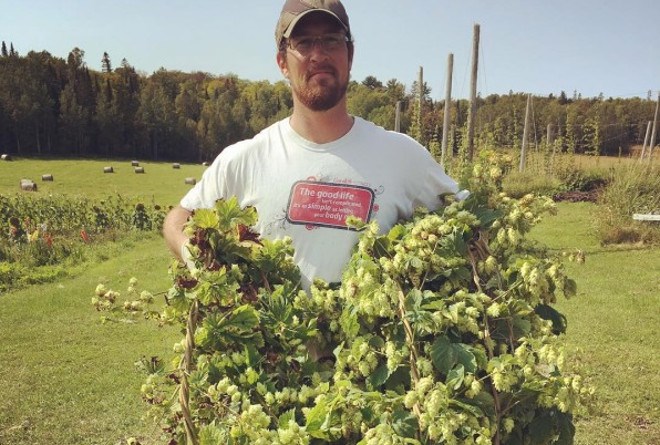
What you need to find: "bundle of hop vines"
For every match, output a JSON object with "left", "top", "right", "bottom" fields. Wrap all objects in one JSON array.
[{"left": 94, "top": 167, "right": 592, "bottom": 445}]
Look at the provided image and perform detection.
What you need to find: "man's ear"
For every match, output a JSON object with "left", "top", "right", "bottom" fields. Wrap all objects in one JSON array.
[{"left": 277, "top": 51, "right": 289, "bottom": 78}]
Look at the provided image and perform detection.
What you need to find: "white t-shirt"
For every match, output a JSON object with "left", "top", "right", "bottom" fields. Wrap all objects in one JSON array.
[{"left": 181, "top": 116, "right": 458, "bottom": 288}]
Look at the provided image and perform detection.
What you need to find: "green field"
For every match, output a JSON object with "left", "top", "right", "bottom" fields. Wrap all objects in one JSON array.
[
  {"left": 0, "top": 157, "right": 208, "bottom": 206},
  {"left": 0, "top": 158, "right": 659, "bottom": 444},
  {"left": 531, "top": 202, "right": 660, "bottom": 445}
]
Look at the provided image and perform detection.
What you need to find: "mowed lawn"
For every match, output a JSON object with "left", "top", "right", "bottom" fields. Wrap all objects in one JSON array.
[
  {"left": 532, "top": 202, "right": 660, "bottom": 445},
  {"left": 0, "top": 233, "right": 180, "bottom": 445},
  {"left": 0, "top": 158, "right": 658, "bottom": 444}
]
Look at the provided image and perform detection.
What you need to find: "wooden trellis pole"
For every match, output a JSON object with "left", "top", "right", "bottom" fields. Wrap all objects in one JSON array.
[
  {"left": 519, "top": 94, "right": 532, "bottom": 172},
  {"left": 441, "top": 53, "right": 454, "bottom": 166},
  {"left": 466, "top": 24, "right": 480, "bottom": 162}
]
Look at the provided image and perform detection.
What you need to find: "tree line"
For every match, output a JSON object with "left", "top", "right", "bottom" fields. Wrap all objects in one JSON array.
[{"left": 0, "top": 42, "right": 656, "bottom": 162}]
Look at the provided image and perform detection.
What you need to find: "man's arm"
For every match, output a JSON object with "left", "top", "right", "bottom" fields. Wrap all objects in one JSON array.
[{"left": 163, "top": 205, "right": 193, "bottom": 260}]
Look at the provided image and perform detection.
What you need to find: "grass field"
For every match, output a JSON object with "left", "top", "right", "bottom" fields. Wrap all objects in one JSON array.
[
  {"left": 1, "top": 158, "right": 659, "bottom": 444},
  {"left": 532, "top": 202, "right": 660, "bottom": 445},
  {"left": 0, "top": 157, "right": 208, "bottom": 207},
  {"left": 0, "top": 233, "right": 180, "bottom": 445}
]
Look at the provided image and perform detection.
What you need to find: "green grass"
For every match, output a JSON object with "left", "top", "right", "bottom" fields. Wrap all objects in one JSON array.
[
  {"left": 0, "top": 157, "right": 207, "bottom": 207},
  {"left": 0, "top": 233, "right": 179, "bottom": 445},
  {"left": 532, "top": 202, "right": 660, "bottom": 445}
]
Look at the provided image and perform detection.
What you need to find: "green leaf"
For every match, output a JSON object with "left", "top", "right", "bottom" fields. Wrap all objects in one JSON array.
[
  {"left": 462, "top": 390, "right": 496, "bottom": 417},
  {"left": 278, "top": 408, "right": 296, "bottom": 428},
  {"left": 372, "top": 236, "right": 392, "bottom": 258},
  {"left": 340, "top": 306, "right": 359, "bottom": 339},
  {"left": 430, "top": 336, "right": 456, "bottom": 375},
  {"left": 190, "top": 208, "right": 219, "bottom": 230},
  {"left": 305, "top": 399, "right": 331, "bottom": 439},
  {"left": 512, "top": 315, "right": 532, "bottom": 336},
  {"left": 224, "top": 305, "right": 260, "bottom": 331},
  {"left": 198, "top": 424, "right": 225, "bottom": 445},
  {"left": 527, "top": 410, "right": 555, "bottom": 444},
  {"left": 446, "top": 363, "right": 465, "bottom": 390},
  {"left": 449, "top": 398, "right": 484, "bottom": 417},
  {"left": 535, "top": 304, "right": 568, "bottom": 334},
  {"left": 392, "top": 407, "right": 419, "bottom": 438},
  {"left": 367, "top": 363, "right": 391, "bottom": 389},
  {"left": 471, "top": 206, "right": 502, "bottom": 228},
  {"left": 214, "top": 196, "right": 257, "bottom": 230},
  {"left": 387, "top": 224, "right": 407, "bottom": 241},
  {"left": 453, "top": 344, "right": 478, "bottom": 373},
  {"left": 244, "top": 343, "right": 261, "bottom": 367},
  {"left": 471, "top": 346, "right": 489, "bottom": 370}
]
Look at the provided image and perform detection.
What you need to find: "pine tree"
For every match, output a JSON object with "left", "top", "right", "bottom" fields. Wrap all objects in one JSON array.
[
  {"left": 101, "top": 51, "right": 112, "bottom": 73},
  {"left": 1, "top": 41, "right": 7, "bottom": 57},
  {"left": 9, "top": 42, "right": 17, "bottom": 57}
]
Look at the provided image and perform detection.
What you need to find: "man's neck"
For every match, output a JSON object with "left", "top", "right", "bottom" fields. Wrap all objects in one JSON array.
[{"left": 289, "top": 101, "right": 354, "bottom": 144}]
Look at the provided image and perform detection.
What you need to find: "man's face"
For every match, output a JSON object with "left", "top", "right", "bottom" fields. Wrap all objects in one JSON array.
[{"left": 277, "top": 12, "right": 353, "bottom": 111}]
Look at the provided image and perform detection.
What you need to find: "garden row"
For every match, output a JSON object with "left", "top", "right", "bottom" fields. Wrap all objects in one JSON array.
[{"left": 0, "top": 193, "right": 167, "bottom": 292}]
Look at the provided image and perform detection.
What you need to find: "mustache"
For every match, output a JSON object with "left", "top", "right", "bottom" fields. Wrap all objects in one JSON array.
[{"left": 306, "top": 64, "right": 337, "bottom": 79}]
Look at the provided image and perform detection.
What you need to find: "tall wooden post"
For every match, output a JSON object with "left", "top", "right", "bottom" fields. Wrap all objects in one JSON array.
[
  {"left": 519, "top": 94, "right": 532, "bottom": 172},
  {"left": 648, "top": 92, "right": 659, "bottom": 161},
  {"left": 395, "top": 101, "right": 402, "bottom": 133},
  {"left": 640, "top": 121, "right": 651, "bottom": 160},
  {"left": 466, "top": 24, "right": 480, "bottom": 162},
  {"left": 418, "top": 65, "right": 424, "bottom": 131},
  {"left": 441, "top": 53, "right": 454, "bottom": 166}
]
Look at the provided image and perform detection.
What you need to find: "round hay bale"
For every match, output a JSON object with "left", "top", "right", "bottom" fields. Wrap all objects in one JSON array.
[
  {"left": 134, "top": 166, "right": 145, "bottom": 174},
  {"left": 184, "top": 177, "right": 197, "bottom": 185},
  {"left": 103, "top": 166, "right": 114, "bottom": 173},
  {"left": 41, "top": 174, "right": 54, "bottom": 181},
  {"left": 20, "top": 179, "right": 37, "bottom": 191},
  {"left": 131, "top": 160, "right": 140, "bottom": 167},
  {"left": 1, "top": 154, "right": 11, "bottom": 161},
  {"left": 202, "top": 161, "right": 210, "bottom": 167},
  {"left": 173, "top": 163, "right": 181, "bottom": 169}
]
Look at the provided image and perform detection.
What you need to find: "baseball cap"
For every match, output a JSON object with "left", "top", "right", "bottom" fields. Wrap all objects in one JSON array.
[{"left": 275, "top": 0, "right": 351, "bottom": 47}]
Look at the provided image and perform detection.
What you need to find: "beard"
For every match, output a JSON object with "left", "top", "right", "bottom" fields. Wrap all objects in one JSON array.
[{"left": 292, "top": 68, "right": 348, "bottom": 111}]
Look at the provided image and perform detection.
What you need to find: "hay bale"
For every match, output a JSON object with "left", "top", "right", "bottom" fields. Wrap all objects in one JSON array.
[
  {"left": 20, "top": 179, "right": 37, "bottom": 191},
  {"left": 173, "top": 163, "right": 181, "bottom": 169},
  {"left": 134, "top": 166, "right": 145, "bottom": 174},
  {"left": 202, "top": 161, "right": 210, "bottom": 167},
  {"left": 131, "top": 160, "right": 140, "bottom": 167},
  {"left": 184, "top": 177, "right": 197, "bottom": 185},
  {"left": 1, "top": 154, "right": 11, "bottom": 161},
  {"left": 103, "top": 166, "right": 114, "bottom": 173},
  {"left": 41, "top": 174, "right": 54, "bottom": 181}
]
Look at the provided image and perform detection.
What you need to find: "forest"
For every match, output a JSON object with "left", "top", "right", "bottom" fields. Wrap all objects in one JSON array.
[{"left": 0, "top": 42, "right": 657, "bottom": 162}]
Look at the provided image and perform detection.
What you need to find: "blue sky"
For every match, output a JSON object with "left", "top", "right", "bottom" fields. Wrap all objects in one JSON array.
[{"left": 2, "top": 0, "right": 659, "bottom": 100}]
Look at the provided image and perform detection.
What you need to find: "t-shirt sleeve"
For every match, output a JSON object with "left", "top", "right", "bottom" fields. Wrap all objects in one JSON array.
[
  {"left": 411, "top": 145, "right": 459, "bottom": 212},
  {"left": 180, "top": 154, "right": 228, "bottom": 211}
]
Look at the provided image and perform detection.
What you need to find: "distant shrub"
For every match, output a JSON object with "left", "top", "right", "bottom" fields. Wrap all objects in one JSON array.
[
  {"left": 502, "top": 171, "right": 562, "bottom": 198},
  {"left": 595, "top": 164, "right": 660, "bottom": 245},
  {"left": 553, "top": 164, "right": 609, "bottom": 192}
]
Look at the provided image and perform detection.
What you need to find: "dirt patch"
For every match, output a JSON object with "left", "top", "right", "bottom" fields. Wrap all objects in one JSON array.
[{"left": 553, "top": 190, "right": 599, "bottom": 203}]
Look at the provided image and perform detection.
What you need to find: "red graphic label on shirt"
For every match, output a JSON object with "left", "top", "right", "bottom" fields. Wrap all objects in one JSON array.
[{"left": 287, "top": 181, "right": 375, "bottom": 230}]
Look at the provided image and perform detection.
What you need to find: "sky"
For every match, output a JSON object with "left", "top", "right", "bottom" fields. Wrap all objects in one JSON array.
[{"left": 2, "top": 0, "right": 659, "bottom": 101}]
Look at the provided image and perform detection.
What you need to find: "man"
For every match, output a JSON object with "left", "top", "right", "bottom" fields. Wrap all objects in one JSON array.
[{"left": 163, "top": 0, "right": 460, "bottom": 289}]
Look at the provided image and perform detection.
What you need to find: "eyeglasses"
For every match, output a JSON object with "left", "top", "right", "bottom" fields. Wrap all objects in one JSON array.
[{"left": 287, "top": 33, "right": 349, "bottom": 55}]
